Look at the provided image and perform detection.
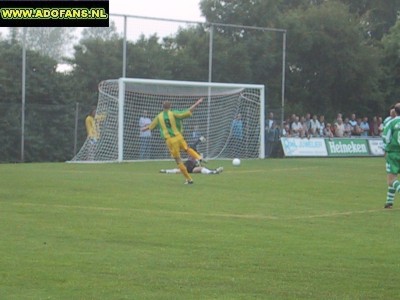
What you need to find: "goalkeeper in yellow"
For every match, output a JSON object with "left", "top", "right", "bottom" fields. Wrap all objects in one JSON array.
[
  {"left": 141, "top": 98, "right": 203, "bottom": 184},
  {"left": 85, "top": 107, "right": 99, "bottom": 160}
]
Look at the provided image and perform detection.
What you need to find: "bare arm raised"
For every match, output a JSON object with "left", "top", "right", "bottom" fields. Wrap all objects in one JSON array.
[{"left": 189, "top": 98, "right": 203, "bottom": 112}]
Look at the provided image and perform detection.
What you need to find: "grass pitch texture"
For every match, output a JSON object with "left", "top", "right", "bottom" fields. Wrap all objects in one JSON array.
[{"left": 0, "top": 158, "right": 398, "bottom": 299}]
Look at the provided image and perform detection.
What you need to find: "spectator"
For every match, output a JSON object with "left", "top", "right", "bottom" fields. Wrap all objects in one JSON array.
[
  {"left": 349, "top": 113, "right": 357, "bottom": 128},
  {"left": 291, "top": 116, "right": 302, "bottom": 137},
  {"left": 323, "top": 123, "right": 334, "bottom": 138},
  {"left": 266, "top": 122, "right": 281, "bottom": 157},
  {"left": 353, "top": 118, "right": 363, "bottom": 136},
  {"left": 191, "top": 124, "right": 202, "bottom": 145},
  {"left": 139, "top": 110, "right": 152, "bottom": 159},
  {"left": 360, "top": 116, "right": 370, "bottom": 136},
  {"left": 370, "top": 116, "right": 380, "bottom": 137},
  {"left": 334, "top": 113, "right": 343, "bottom": 125},
  {"left": 343, "top": 117, "right": 352, "bottom": 137},
  {"left": 349, "top": 113, "right": 357, "bottom": 135},
  {"left": 300, "top": 116, "right": 309, "bottom": 138},
  {"left": 265, "top": 111, "right": 275, "bottom": 131},
  {"left": 304, "top": 113, "right": 311, "bottom": 134},
  {"left": 318, "top": 115, "right": 326, "bottom": 137},
  {"left": 280, "top": 112, "right": 388, "bottom": 139},
  {"left": 309, "top": 114, "right": 320, "bottom": 137},
  {"left": 378, "top": 117, "right": 384, "bottom": 136},
  {"left": 265, "top": 111, "right": 275, "bottom": 155},
  {"left": 289, "top": 114, "right": 297, "bottom": 130},
  {"left": 231, "top": 113, "right": 244, "bottom": 157},
  {"left": 282, "top": 122, "right": 291, "bottom": 137},
  {"left": 334, "top": 117, "right": 345, "bottom": 137}
]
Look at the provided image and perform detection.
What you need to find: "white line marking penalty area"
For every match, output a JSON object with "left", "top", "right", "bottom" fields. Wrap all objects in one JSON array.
[{"left": 3, "top": 201, "right": 397, "bottom": 221}]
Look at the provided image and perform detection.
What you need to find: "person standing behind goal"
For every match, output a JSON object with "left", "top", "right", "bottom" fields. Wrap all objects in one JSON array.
[
  {"left": 139, "top": 110, "right": 152, "bottom": 159},
  {"left": 85, "top": 107, "right": 98, "bottom": 160},
  {"left": 141, "top": 98, "right": 203, "bottom": 184}
]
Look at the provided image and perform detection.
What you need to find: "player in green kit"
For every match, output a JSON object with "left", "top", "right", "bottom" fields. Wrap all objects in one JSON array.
[
  {"left": 382, "top": 103, "right": 400, "bottom": 208},
  {"left": 383, "top": 105, "right": 396, "bottom": 126}
]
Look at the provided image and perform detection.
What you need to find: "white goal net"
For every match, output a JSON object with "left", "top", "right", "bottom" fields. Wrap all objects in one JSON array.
[{"left": 71, "top": 78, "right": 265, "bottom": 162}]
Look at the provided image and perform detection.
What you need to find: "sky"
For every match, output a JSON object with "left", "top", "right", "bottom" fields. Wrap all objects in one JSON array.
[
  {"left": 109, "top": 0, "right": 204, "bottom": 21},
  {"left": 0, "top": 1, "right": 204, "bottom": 41},
  {"left": 0, "top": 0, "right": 205, "bottom": 70},
  {"left": 109, "top": 0, "right": 205, "bottom": 38}
]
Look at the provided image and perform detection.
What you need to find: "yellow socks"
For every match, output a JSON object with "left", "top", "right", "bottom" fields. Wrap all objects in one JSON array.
[
  {"left": 186, "top": 147, "right": 201, "bottom": 160},
  {"left": 178, "top": 162, "right": 192, "bottom": 181}
]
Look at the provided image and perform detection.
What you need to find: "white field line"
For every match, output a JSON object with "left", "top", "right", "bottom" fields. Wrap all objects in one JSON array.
[
  {"left": 4, "top": 201, "right": 397, "bottom": 221},
  {"left": 11, "top": 165, "right": 321, "bottom": 175}
]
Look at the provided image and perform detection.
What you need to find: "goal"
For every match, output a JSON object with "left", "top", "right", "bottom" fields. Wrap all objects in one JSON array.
[{"left": 71, "top": 78, "right": 265, "bottom": 162}]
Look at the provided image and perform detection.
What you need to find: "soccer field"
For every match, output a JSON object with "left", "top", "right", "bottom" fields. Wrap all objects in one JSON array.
[{"left": 0, "top": 158, "right": 399, "bottom": 299}]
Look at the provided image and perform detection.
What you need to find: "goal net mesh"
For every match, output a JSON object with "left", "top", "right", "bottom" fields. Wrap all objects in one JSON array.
[{"left": 71, "top": 79, "right": 264, "bottom": 162}]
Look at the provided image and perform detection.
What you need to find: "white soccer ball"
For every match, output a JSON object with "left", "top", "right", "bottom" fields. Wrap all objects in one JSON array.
[{"left": 232, "top": 158, "right": 241, "bottom": 166}]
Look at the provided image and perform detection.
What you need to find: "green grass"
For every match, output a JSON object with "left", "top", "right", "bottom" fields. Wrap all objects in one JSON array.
[{"left": 0, "top": 158, "right": 399, "bottom": 299}]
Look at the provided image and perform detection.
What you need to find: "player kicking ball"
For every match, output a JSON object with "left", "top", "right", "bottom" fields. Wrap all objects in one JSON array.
[{"left": 141, "top": 98, "right": 204, "bottom": 184}]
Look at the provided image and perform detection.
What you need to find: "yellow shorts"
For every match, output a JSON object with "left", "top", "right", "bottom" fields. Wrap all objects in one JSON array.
[{"left": 165, "top": 135, "right": 188, "bottom": 158}]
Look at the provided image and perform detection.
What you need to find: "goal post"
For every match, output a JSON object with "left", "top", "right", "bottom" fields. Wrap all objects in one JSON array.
[{"left": 70, "top": 78, "right": 265, "bottom": 162}]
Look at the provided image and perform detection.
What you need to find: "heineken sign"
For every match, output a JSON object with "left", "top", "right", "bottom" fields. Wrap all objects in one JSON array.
[
  {"left": 325, "top": 139, "right": 369, "bottom": 156},
  {"left": 279, "top": 137, "right": 382, "bottom": 157}
]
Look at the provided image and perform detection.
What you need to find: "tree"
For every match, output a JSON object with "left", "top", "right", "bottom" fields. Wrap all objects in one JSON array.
[
  {"left": 198, "top": 0, "right": 295, "bottom": 108},
  {"left": 126, "top": 34, "right": 173, "bottom": 79},
  {"left": 381, "top": 19, "right": 400, "bottom": 105},
  {"left": 0, "top": 39, "right": 78, "bottom": 162},
  {"left": 164, "top": 23, "right": 278, "bottom": 88},
  {"left": 9, "top": 27, "right": 77, "bottom": 62},
  {"left": 163, "top": 26, "right": 209, "bottom": 81},
  {"left": 81, "top": 20, "right": 120, "bottom": 41},
  {"left": 339, "top": 0, "right": 400, "bottom": 41},
  {"left": 68, "top": 38, "right": 124, "bottom": 103},
  {"left": 200, "top": 0, "right": 284, "bottom": 28},
  {"left": 0, "top": 41, "right": 23, "bottom": 162},
  {"left": 281, "top": 2, "right": 384, "bottom": 117}
]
